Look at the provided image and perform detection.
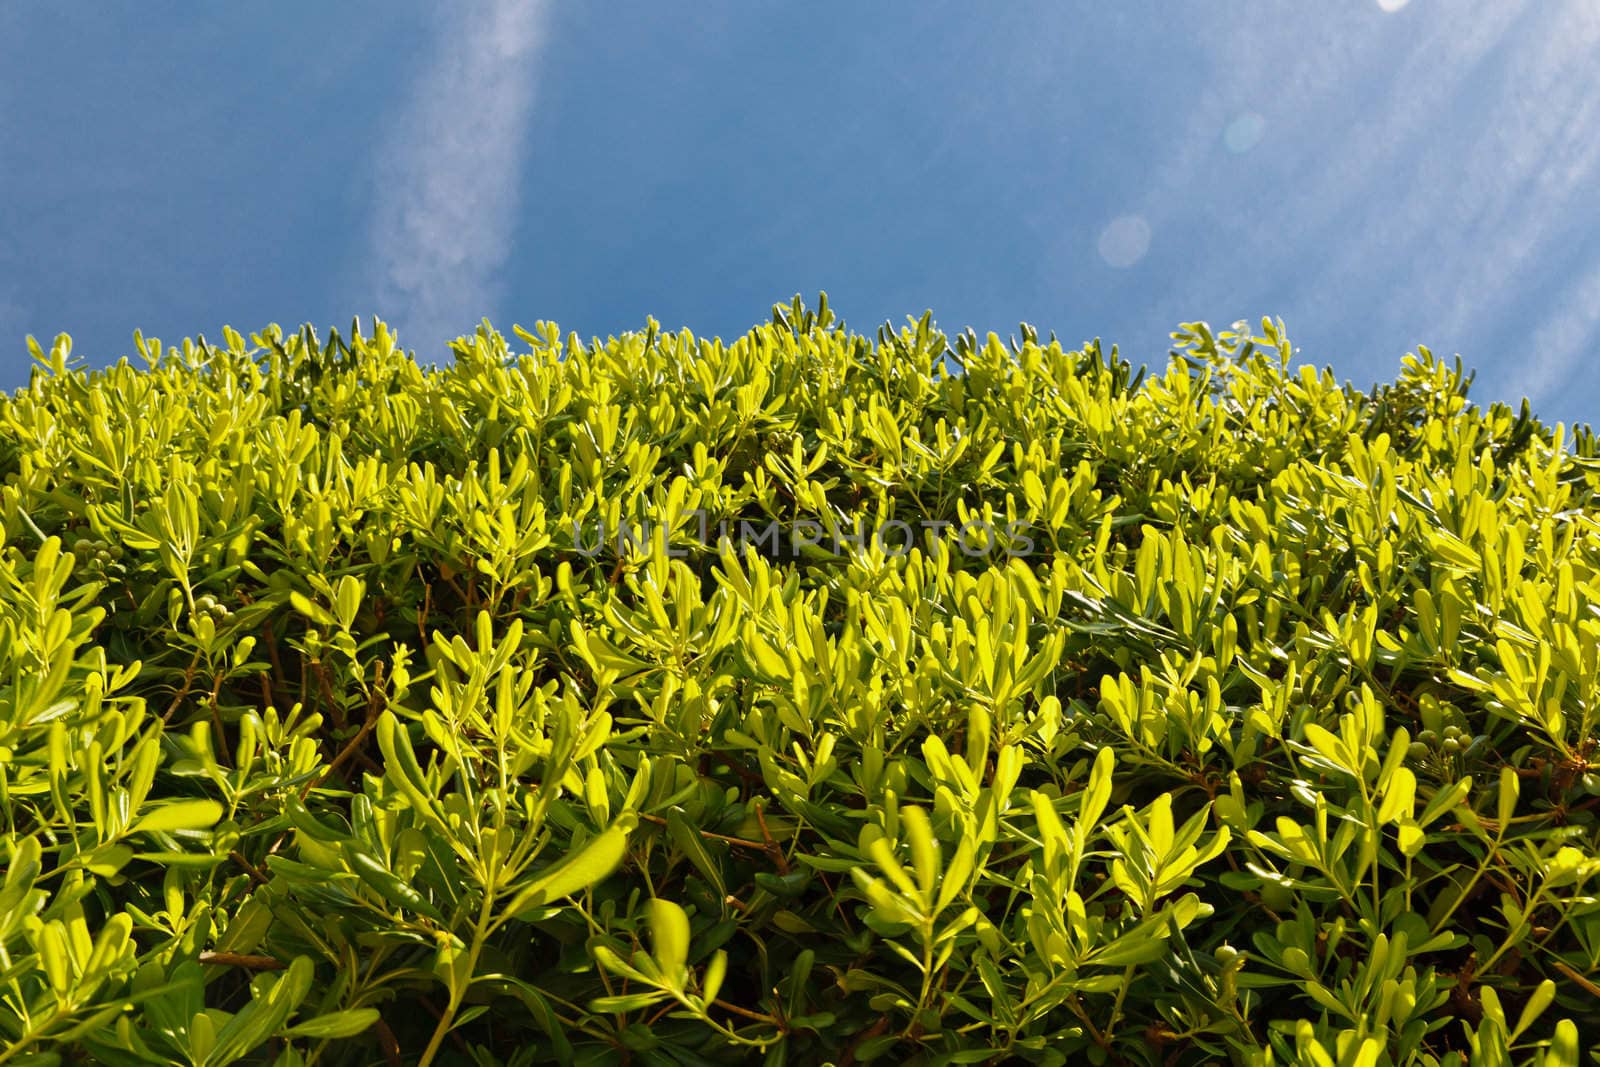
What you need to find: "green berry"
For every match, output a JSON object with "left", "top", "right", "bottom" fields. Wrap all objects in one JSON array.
[{"left": 1260, "top": 882, "right": 1294, "bottom": 911}]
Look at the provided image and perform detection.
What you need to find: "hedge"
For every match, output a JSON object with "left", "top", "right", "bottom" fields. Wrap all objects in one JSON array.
[{"left": 2, "top": 296, "right": 1599, "bottom": 1065}]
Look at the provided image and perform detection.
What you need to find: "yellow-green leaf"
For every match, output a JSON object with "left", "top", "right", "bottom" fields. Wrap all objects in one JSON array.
[{"left": 132, "top": 799, "right": 223, "bottom": 835}]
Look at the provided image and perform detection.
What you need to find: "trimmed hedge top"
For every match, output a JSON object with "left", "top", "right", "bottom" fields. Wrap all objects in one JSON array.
[{"left": 2, "top": 298, "right": 1600, "bottom": 1066}]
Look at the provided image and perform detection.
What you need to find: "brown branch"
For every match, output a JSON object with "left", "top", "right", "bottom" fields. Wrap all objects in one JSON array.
[
  {"left": 636, "top": 812, "right": 768, "bottom": 852},
  {"left": 209, "top": 668, "right": 232, "bottom": 767},
  {"left": 228, "top": 850, "right": 270, "bottom": 887},
  {"left": 261, "top": 620, "right": 287, "bottom": 700},
  {"left": 198, "top": 951, "right": 285, "bottom": 971},
  {"left": 373, "top": 1017, "right": 404, "bottom": 1067},
  {"left": 840, "top": 1017, "right": 892, "bottom": 1067},
  {"left": 315, "top": 662, "right": 343, "bottom": 731},
  {"left": 162, "top": 648, "right": 204, "bottom": 723},
  {"left": 1551, "top": 960, "right": 1600, "bottom": 1000},
  {"left": 311, "top": 700, "right": 383, "bottom": 792},
  {"left": 712, "top": 998, "right": 779, "bottom": 1026},
  {"left": 754, "top": 801, "right": 790, "bottom": 874}
]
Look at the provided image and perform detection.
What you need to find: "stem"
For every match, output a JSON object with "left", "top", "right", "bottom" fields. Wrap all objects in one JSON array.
[
  {"left": 1428, "top": 824, "right": 1505, "bottom": 936},
  {"left": 417, "top": 889, "right": 498, "bottom": 1067},
  {"left": 636, "top": 812, "right": 768, "bottom": 852},
  {"left": 0, "top": 1007, "right": 64, "bottom": 1067},
  {"left": 1107, "top": 964, "right": 1136, "bottom": 1036},
  {"left": 208, "top": 668, "right": 232, "bottom": 767},
  {"left": 1363, "top": 783, "right": 1381, "bottom": 922},
  {"left": 198, "top": 951, "right": 285, "bottom": 971},
  {"left": 712, "top": 998, "right": 778, "bottom": 1025},
  {"left": 904, "top": 916, "right": 939, "bottom": 1040},
  {"left": 161, "top": 648, "right": 204, "bottom": 723},
  {"left": 1064, "top": 993, "right": 1109, "bottom": 1049},
  {"left": 1478, "top": 878, "right": 1548, "bottom": 976}
]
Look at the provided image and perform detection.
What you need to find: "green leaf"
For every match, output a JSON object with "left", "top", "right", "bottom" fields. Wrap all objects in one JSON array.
[
  {"left": 648, "top": 898, "right": 690, "bottom": 983},
  {"left": 665, "top": 809, "right": 726, "bottom": 900},
  {"left": 1376, "top": 767, "right": 1415, "bottom": 826},
  {"left": 702, "top": 949, "right": 728, "bottom": 1006},
  {"left": 343, "top": 845, "right": 445, "bottom": 922},
  {"left": 590, "top": 992, "right": 669, "bottom": 1014},
  {"left": 1497, "top": 766, "right": 1519, "bottom": 828},
  {"left": 211, "top": 957, "right": 315, "bottom": 1064},
  {"left": 131, "top": 799, "right": 223, "bottom": 835},
  {"left": 936, "top": 835, "right": 976, "bottom": 912},
  {"left": 1090, "top": 929, "right": 1168, "bottom": 967},
  {"left": 1081, "top": 746, "right": 1114, "bottom": 828},
  {"left": 901, "top": 805, "right": 939, "bottom": 902},
  {"left": 1417, "top": 777, "right": 1473, "bottom": 829},
  {"left": 503, "top": 817, "right": 634, "bottom": 918},
  {"left": 38, "top": 922, "right": 70, "bottom": 993},
  {"left": 375, "top": 712, "right": 446, "bottom": 830},
  {"left": 433, "top": 937, "right": 473, "bottom": 1001},
  {"left": 333, "top": 575, "right": 365, "bottom": 630},
  {"left": 1396, "top": 819, "right": 1425, "bottom": 858},
  {"left": 1548, "top": 1018, "right": 1580, "bottom": 1066},
  {"left": 283, "top": 1008, "right": 381, "bottom": 1039},
  {"left": 78, "top": 842, "right": 133, "bottom": 879},
  {"left": 1303, "top": 723, "right": 1353, "bottom": 775},
  {"left": 289, "top": 590, "right": 335, "bottom": 627},
  {"left": 1510, "top": 978, "right": 1554, "bottom": 1040}
]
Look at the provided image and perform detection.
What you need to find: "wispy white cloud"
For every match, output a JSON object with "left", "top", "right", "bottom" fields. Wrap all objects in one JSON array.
[
  {"left": 1519, "top": 263, "right": 1600, "bottom": 412},
  {"left": 367, "top": 1, "right": 550, "bottom": 354},
  {"left": 1113, "top": 1, "right": 1600, "bottom": 416}
]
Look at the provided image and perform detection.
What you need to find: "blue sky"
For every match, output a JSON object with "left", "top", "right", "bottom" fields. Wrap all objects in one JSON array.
[{"left": 2, "top": 2, "right": 1597, "bottom": 424}]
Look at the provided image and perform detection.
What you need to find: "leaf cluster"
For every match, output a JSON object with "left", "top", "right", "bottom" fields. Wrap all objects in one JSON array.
[{"left": 2, "top": 300, "right": 1599, "bottom": 1065}]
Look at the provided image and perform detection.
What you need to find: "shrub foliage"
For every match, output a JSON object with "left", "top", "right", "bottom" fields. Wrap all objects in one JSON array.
[{"left": 2, "top": 298, "right": 1600, "bottom": 1066}]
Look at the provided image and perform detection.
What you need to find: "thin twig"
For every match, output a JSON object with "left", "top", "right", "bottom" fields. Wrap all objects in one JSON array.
[
  {"left": 209, "top": 668, "right": 232, "bottom": 767},
  {"left": 198, "top": 951, "right": 285, "bottom": 971},
  {"left": 162, "top": 648, "right": 204, "bottom": 723},
  {"left": 1551, "top": 960, "right": 1600, "bottom": 1000},
  {"left": 228, "top": 850, "right": 270, "bottom": 887},
  {"left": 373, "top": 1018, "right": 404, "bottom": 1067},
  {"left": 636, "top": 812, "right": 768, "bottom": 852},
  {"left": 754, "top": 801, "right": 789, "bottom": 874},
  {"left": 294, "top": 665, "right": 390, "bottom": 806},
  {"left": 713, "top": 998, "right": 778, "bottom": 1025}
]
